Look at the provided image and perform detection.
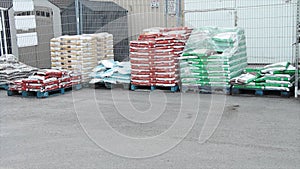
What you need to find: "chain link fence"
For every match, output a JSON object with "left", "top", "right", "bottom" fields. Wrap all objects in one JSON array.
[
  {"left": 184, "top": 0, "right": 299, "bottom": 65},
  {"left": 1, "top": 0, "right": 299, "bottom": 65}
]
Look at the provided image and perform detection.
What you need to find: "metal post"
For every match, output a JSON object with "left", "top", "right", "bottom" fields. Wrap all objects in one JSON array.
[
  {"left": 176, "top": 0, "right": 181, "bottom": 27},
  {"left": 75, "top": 0, "right": 80, "bottom": 35},
  {"left": 1, "top": 10, "right": 8, "bottom": 55},
  {"left": 294, "top": 1, "right": 300, "bottom": 98},
  {"left": 165, "top": 0, "right": 168, "bottom": 27},
  {"left": 234, "top": 0, "right": 238, "bottom": 27},
  {"left": 0, "top": 17, "right": 3, "bottom": 56},
  {"left": 80, "top": 1, "right": 83, "bottom": 34}
]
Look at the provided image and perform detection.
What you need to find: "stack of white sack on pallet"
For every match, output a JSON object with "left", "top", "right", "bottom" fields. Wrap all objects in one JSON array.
[
  {"left": 91, "top": 33, "right": 114, "bottom": 61},
  {"left": 80, "top": 35, "right": 98, "bottom": 83},
  {"left": 92, "top": 32, "right": 114, "bottom": 61},
  {"left": 0, "top": 54, "right": 38, "bottom": 86},
  {"left": 51, "top": 35, "right": 83, "bottom": 72},
  {"left": 50, "top": 33, "right": 114, "bottom": 83},
  {"left": 89, "top": 59, "right": 131, "bottom": 85}
]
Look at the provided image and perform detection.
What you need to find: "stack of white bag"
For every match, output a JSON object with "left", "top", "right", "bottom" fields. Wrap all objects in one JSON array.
[
  {"left": 0, "top": 54, "right": 38, "bottom": 85},
  {"left": 51, "top": 33, "right": 114, "bottom": 83},
  {"left": 89, "top": 59, "right": 131, "bottom": 85},
  {"left": 80, "top": 35, "right": 98, "bottom": 83},
  {"left": 51, "top": 35, "right": 83, "bottom": 72},
  {"left": 91, "top": 33, "right": 114, "bottom": 61}
]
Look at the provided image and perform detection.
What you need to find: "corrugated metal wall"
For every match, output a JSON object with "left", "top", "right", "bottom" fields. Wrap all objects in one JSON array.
[{"left": 184, "top": 0, "right": 298, "bottom": 64}]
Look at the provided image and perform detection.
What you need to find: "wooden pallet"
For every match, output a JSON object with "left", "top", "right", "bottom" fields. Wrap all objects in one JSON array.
[
  {"left": 198, "top": 86, "right": 231, "bottom": 94},
  {"left": 104, "top": 82, "right": 130, "bottom": 90},
  {"left": 181, "top": 85, "right": 230, "bottom": 94},
  {"left": 92, "top": 82, "right": 130, "bottom": 90},
  {"left": 231, "top": 87, "right": 291, "bottom": 97},
  {"left": 7, "top": 84, "right": 82, "bottom": 98},
  {"left": 81, "top": 82, "right": 92, "bottom": 88},
  {"left": 131, "top": 84, "right": 179, "bottom": 92},
  {"left": 0, "top": 84, "right": 9, "bottom": 90},
  {"left": 181, "top": 85, "right": 202, "bottom": 93}
]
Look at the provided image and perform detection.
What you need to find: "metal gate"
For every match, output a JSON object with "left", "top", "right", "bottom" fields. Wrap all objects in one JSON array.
[{"left": 184, "top": 0, "right": 299, "bottom": 65}]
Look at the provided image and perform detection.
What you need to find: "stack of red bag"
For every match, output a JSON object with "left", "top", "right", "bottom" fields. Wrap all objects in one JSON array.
[
  {"left": 130, "top": 38, "right": 156, "bottom": 86},
  {"left": 9, "top": 69, "right": 82, "bottom": 92},
  {"left": 8, "top": 79, "right": 23, "bottom": 91},
  {"left": 22, "top": 70, "right": 62, "bottom": 92},
  {"left": 130, "top": 27, "right": 192, "bottom": 87},
  {"left": 59, "top": 72, "right": 81, "bottom": 89}
]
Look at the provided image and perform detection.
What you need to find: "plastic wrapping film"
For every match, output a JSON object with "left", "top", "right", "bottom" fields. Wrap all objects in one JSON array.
[{"left": 180, "top": 27, "right": 247, "bottom": 88}]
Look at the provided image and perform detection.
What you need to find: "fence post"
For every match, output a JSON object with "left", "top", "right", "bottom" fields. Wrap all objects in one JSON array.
[
  {"left": 295, "top": 0, "right": 300, "bottom": 98},
  {"left": 0, "top": 16, "right": 3, "bottom": 56},
  {"left": 1, "top": 10, "right": 8, "bottom": 55},
  {"left": 80, "top": 1, "right": 83, "bottom": 35},
  {"left": 75, "top": 0, "right": 80, "bottom": 35},
  {"left": 165, "top": 0, "right": 168, "bottom": 27},
  {"left": 176, "top": 0, "right": 182, "bottom": 27},
  {"left": 234, "top": 0, "right": 237, "bottom": 27}
]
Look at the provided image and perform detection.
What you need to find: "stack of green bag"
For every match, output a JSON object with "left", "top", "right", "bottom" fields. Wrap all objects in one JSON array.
[
  {"left": 180, "top": 27, "right": 247, "bottom": 88},
  {"left": 231, "top": 68, "right": 264, "bottom": 90},
  {"left": 232, "top": 62, "right": 296, "bottom": 91}
]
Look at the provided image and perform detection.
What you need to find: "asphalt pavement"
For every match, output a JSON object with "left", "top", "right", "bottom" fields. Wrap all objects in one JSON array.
[{"left": 0, "top": 88, "right": 299, "bottom": 169}]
